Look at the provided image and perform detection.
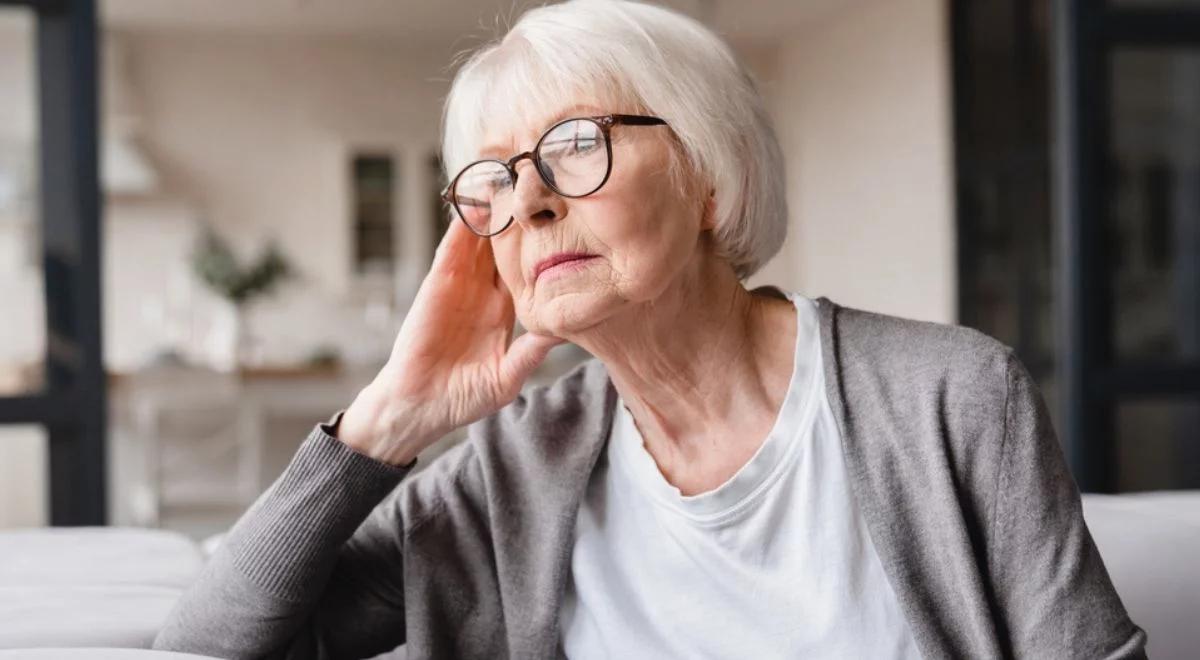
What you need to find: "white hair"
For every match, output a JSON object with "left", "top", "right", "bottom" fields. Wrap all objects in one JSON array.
[{"left": 441, "top": 0, "right": 787, "bottom": 280}]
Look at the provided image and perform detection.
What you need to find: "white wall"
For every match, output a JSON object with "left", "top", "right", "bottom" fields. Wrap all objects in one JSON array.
[
  {"left": 96, "top": 32, "right": 457, "bottom": 372},
  {"left": 0, "top": 18, "right": 34, "bottom": 140},
  {"left": 768, "top": 0, "right": 956, "bottom": 323},
  {"left": 128, "top": 32, "right": 450, "bottom": 298}
]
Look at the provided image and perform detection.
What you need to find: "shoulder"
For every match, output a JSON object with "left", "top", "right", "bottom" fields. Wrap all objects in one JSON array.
[
  {"left": 818, "top": 298, "right": 1033, "bottom": 496},
  {"left": 820, "top": 298, "right": 1018, "bottom": 419},
  {"left": 819, "top": 298, "right": 1043, "bottom": 534},
  {"left": 822, "top": 298, "right": 1013, "bottom": 380}
]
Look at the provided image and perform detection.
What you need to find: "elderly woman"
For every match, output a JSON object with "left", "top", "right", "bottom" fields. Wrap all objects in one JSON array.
[{"left": 155, "top": 1, "right": 1145, "bottom": 658}]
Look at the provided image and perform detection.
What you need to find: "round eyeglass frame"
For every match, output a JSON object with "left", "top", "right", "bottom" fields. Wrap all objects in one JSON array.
[{"left": 441, "top": 113, "right": 669, "bottom": 237}]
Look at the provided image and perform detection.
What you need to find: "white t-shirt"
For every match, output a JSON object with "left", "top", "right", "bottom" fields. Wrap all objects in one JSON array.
[{"left": 559, "top": 292, "right": 921, "bottom": 659}]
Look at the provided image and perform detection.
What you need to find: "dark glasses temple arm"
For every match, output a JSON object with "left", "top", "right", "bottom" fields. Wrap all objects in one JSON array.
[{"left": 608, "top": 114, "right": 668, "bottom": 126}]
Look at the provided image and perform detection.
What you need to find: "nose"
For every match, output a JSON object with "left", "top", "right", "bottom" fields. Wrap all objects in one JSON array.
[{"left": 509, "top": 159, "right": 565, "bottom": 231}]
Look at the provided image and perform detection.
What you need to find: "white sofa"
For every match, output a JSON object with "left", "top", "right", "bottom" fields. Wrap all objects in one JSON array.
[
  {"left": 1, "top": 492, "right": 1196, "bottom": 658},
  {"left": 1081, "top": 491, "right": 1200, "bottom": 660},
  {"left": 0, "top": 528, "right": 203, "bottom": 650}
]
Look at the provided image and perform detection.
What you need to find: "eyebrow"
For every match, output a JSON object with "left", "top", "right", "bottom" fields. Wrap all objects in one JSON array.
[{"left": 477, "top": 103, "right": 608, "bottom": 160}]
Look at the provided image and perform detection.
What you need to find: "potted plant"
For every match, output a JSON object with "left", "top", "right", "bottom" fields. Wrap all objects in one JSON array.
[{"left": 191, "top": 229, "right": 293, "bottom": 371}]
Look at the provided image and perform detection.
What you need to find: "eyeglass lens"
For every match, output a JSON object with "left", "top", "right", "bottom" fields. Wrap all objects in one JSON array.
[{"left": 451, "top": 118, "right": 609, "bottom": 236}]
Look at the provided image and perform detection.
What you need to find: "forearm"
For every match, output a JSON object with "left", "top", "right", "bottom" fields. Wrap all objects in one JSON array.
[{"left": 153, "top": 416, "right": 413, "bottom": 659}]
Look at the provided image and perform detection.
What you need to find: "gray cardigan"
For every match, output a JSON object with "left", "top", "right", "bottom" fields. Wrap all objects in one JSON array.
[{"left": 153, "top": 296, "right": 1148, "bottom": 659}]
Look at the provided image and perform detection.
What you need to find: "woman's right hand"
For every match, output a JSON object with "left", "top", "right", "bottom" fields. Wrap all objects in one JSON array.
[{"left": 336, "top": 218, "right": 565, "bottom": 466}]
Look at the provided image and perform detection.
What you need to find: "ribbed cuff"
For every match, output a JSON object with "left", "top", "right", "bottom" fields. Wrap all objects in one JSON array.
[{"left": 227, "top": 418, "right": 413, "bottom": 602}]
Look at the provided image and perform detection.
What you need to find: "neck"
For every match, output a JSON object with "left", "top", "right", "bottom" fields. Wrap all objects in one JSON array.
[{"left": 563, "top": 248, "right": 797, "bottom": 490}]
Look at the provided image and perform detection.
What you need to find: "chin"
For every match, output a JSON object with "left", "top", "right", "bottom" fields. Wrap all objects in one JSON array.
[{"left": 524, "top": 286, "right": 622, "bottom": 337}]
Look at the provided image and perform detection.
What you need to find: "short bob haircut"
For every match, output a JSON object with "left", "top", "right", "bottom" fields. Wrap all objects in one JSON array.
[{"left": 441, "top": 0, "right": 787, "bottom": 280}]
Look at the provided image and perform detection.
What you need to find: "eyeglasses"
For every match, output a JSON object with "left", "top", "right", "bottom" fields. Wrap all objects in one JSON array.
[{"left": 441, "top": 114, "right": 669, "bottom": 237}]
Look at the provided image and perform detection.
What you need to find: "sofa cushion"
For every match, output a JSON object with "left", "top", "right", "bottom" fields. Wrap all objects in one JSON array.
[
  {"left": 1083, "top": 491, "right": 1200, "bottom": 660},
  {"left": 0, "top": 585, "right": 186, "bottom": 649},
  {"left": 0, "top": 528, "right": 203, "bottom": 649},
  {"left": 0, "top": 528, "right": 202, "bottom": 590},
  {"left": 0, "top": 649, "right": 219, "bottom": 659}
]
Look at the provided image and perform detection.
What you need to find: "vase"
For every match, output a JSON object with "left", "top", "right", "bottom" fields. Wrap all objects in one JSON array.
[{"left": 209, "top": 302, "right": 256, "bottom": 372}]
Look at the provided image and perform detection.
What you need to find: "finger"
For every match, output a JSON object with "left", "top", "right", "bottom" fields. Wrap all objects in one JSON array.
[
  {"left": 483, "top": 264, "right": 514, "bottom": 317},
  {"left": 441, "top": 218, "right": 499, "bottom": 285},
  {"left": 471, "top": 226, "right": 497, "bottom": 278},
  {"left": 497, "top": 331, "right": 566, "bottom": 399},
  {"left": 432, "top": 218, "right": 480, "bottom": 272},
  {"left": 493, "top": 256, "right": 512, "bottom": 293}
]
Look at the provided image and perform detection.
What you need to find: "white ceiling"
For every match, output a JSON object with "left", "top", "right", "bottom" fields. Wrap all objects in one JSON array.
[{"left": 97, "top": 0, "right": 853, "bottom": 43}]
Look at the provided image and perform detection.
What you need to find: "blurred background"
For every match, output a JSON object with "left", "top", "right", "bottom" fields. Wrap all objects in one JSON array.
[{"left": 0, "top": 0, "right": 1196, "bottom": 536}]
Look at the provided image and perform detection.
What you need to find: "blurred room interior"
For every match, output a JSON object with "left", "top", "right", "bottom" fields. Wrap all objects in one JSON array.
[{"left": 0, "top": 0, "right": 1197, "bottom": 656}]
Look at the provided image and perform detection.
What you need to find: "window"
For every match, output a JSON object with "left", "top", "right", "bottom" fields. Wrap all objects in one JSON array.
[
  {"left": 0, "top": 0, "right": 107, "bottom": 524},
  {"left": 351, "top": 153, "right": 397, "bottom": 277},
  {"left": 0, "top": 7, "right": 43, "bottom": 399},
  {"left": 954, "top": 0, "right": 1200, "bottom": 491}
]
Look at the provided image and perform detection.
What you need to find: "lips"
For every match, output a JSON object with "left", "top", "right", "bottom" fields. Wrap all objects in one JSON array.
[{"left": 533, "top": 252, "right": 597, "bottom": 280}]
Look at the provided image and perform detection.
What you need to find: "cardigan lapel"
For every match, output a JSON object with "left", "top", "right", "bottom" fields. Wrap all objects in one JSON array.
[
  {"left": 525, "top": 358, "right": 619, "bottom": 659},
  {"left": 814, "top": 296, "right": 1003, "bottom": 659}
]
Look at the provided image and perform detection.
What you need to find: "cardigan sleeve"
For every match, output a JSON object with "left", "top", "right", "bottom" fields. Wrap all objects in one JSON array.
[
  {"left": 989, "top": 352, "right": 1148, "bottom": 659},
  {"left": 152, "top": 412, "right": 422, "bottom": 659}
]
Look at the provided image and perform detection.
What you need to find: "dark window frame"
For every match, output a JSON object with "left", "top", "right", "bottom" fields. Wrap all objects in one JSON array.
[
  {"left": 1054, "top": 0, "right": 1200, "bottom": 491},
  {"left": 955, "top": 0, "right": 1200, "bottom": 492},
  {"left": 0, "top": 0, "right": 106, "bottom": 524}
]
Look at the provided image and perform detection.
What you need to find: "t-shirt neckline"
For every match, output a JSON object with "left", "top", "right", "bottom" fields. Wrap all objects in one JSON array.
[{"left": 608, "top": 292, "right": 823, "bottom": 524}]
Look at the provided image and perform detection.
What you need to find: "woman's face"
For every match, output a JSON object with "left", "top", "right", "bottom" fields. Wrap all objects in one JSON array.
[{"left": 480, "top": 103, "right": 710, "bottom": 338}]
